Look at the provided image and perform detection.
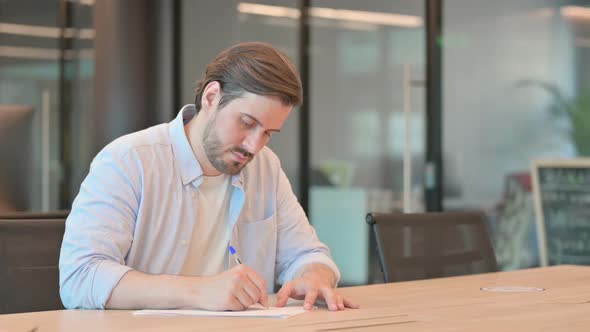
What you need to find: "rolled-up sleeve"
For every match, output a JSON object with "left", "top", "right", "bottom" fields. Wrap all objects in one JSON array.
[
  {"left": 274, "top": 166, "right": 340, "bottom": 285},
  {"left": 59, "top": 147, "right": 140, "bottom": 309}
]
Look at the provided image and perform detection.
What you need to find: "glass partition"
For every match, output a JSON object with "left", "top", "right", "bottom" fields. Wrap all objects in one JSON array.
[{"left": 442, "top": 0, "right": 590, "bottom": 270}]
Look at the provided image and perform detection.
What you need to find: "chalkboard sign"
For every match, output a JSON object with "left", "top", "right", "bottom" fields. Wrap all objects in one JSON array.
[{"left": 532, "top": 159, "right": 590, "bottom": 266}]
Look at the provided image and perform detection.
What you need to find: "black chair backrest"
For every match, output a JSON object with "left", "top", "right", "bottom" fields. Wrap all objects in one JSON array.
[
  {"left": 0, "top": 210, "right": 69, "bottom": 220},
  {"left": 0, "top": 218, "right": 65, "bottom": 313},
  {"left": 366, "top": 211, "right": 498, "bottom": 283}
]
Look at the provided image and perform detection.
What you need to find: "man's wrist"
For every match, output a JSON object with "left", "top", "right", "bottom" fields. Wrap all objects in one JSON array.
[{"left": 169, "top": 274, "right": 206, "bottom": 309}]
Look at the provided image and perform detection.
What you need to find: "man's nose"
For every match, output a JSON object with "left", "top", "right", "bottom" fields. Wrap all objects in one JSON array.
[{"left": 242, "top": 130, "right": 265, "bottom": 155}]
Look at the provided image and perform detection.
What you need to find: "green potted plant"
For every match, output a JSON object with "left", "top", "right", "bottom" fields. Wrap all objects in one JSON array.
[{"left": 518, "top": 80, "right": 590, "bottom": 156}]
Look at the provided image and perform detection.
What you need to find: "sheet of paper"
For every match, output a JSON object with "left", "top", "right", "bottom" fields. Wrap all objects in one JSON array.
[{"left": 133, "top": 304, "right": 306, "bottom": 319}]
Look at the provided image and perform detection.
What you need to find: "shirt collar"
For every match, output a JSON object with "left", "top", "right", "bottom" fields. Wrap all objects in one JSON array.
[{"left": 169, "top": 104, "right": 245, "bottom": 188}]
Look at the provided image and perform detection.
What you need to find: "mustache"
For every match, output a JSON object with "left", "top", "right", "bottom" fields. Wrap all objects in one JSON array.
[{"left": 231, "top": 147, "right": 253, "bottom": 159}]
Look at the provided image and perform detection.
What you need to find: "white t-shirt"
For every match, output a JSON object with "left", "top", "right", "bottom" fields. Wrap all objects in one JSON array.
[{"left": 181, "top": 174, "right": 231, "bottom": 276}]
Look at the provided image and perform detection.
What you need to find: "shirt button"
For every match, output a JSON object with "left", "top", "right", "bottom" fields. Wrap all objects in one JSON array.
[
  {"left": 190, "top": 191, "right": 196, "bottom": 199},
  {"left": 181, "top": 240, "right": 187, "bottom": 246}
]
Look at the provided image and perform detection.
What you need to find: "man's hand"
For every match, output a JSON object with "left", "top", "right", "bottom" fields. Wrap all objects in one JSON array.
[
  {"left": 275, "top": 264, "right": 359, "bottom": 311},
  {"left": 188, "top": 264, "right": 269, "bottom": 311},
  {"left": 106, "top": 265, "right": 268, "bottom": 311}
]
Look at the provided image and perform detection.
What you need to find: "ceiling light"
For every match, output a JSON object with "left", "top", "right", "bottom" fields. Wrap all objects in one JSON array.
[
  {"left": 561, "top": 6, "right": 590, "bottom": 20},
  {"left": 237, "top": 3, "right": 422, "bottom": 28},
  {"left": 0, "top": 23, "right": 94, "bottom": 39}
]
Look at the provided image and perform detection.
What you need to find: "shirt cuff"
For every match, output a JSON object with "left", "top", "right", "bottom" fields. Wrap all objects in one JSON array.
[
  {"left": 92, "top": 260, "right": 133, "bottom": 309},
  {"left": 279, "top": 252, "right": 341, "bottom": 286}
]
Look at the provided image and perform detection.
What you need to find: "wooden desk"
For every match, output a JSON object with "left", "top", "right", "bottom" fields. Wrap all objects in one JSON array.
[{"left": 1, "top": 265, "right": 589, "bottom": 331}]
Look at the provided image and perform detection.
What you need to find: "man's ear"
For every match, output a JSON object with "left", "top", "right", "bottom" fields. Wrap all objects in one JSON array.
[{"left": 201, "top": 81, "right": 221, "bottom": 113}]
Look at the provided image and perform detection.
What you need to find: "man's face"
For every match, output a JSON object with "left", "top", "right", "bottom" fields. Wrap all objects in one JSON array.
[{"left": 202, "top": 92, "right": 292, "bottom": 175}]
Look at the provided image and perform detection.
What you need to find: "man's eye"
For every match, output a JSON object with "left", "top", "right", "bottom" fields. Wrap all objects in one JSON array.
[{"left": 240, "top": 118, "right": 253, "bottom": 127}]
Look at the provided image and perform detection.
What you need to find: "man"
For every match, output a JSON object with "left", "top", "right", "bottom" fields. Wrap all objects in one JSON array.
[{"left": 59, "top": 42, "right": 358, "bottom": 311}]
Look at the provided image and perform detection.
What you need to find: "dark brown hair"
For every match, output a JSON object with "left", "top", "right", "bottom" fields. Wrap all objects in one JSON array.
[{"left": 194, "top": 42, "right": 302, "bottom": 112}]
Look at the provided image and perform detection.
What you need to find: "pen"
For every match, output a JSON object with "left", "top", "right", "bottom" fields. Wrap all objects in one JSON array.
[{"left": 228, "top": 245, "right": 242, "bottom": 265}]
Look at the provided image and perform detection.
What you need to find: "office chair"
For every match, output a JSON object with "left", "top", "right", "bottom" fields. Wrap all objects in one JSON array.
[
  {"left": 366, "top": 211, "right": 498, "bottom": 283},
  {"left": 0, "top": 218, "right": 65, "bottom": 313}
]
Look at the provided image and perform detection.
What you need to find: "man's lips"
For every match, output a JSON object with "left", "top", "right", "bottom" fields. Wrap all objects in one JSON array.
[{"left": 232, "top": 151, "right": 249, "bottom": 162}]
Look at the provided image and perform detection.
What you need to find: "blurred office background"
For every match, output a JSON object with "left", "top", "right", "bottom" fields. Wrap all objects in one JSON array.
[{"left": 1, "top": 0, "right": 589, "bottom": 283}]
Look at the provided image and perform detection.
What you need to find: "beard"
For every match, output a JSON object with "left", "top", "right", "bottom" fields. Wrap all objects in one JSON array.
[{"left": 202, "top": 115, "right": 253, "bottom": 175}]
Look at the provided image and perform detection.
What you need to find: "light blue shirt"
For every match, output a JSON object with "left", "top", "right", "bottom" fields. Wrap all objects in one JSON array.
[{"left": 59, "top": 105, "right": 340, "bottom": 309}]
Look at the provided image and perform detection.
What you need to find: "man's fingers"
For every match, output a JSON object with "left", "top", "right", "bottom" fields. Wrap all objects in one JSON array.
[
  {"left": 246, "top": 270, "right": 269, "bottom": 307},
  {"left": 242, "top": 279, "right": 263, "bottom": 306},
  {"left": 321, "top": 288, "right": 339, "bottom": 311},
  {"left": 336, "top": 294, "right": 345, "bottom": 310},
  {"left": 233, "top": 287, "right": 256, "bottom": 309},
  {"left": 228, "top": 295, "right": 247, "bottom": 311},
  {"left": 303, "top": 289, "right": 318, "bottom": 310},
  {"left": 343, "top": 296, "right": 360, "bottom": 309},
  {"left": 227, "top": 267, "right": 257, "bottom": 309},
  {"left": 275, "top": 282, "right": 294, "bottom": 307}
]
